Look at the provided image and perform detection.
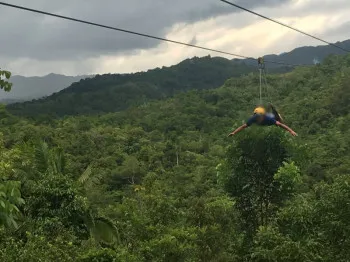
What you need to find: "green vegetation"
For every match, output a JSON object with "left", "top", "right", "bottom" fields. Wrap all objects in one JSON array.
[
  {"left": 0, "top": 70, "right": 12, "bottom": 92},
  {"left": 0, "top": 54, "right": 349, "bottom": 261}
]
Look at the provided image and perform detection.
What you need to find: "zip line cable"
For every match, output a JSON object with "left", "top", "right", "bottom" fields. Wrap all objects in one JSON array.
[
  {"left": 219, "top": 0, "right": 350, "bottom": 53},
  {"left": 0, "top": 1, "right": 307, "bottom": 67},
  {"left": 262, "top": 69, "right": 272, "bottom": 103},
  {"left": 257, "top": 59, "right": 273, "bottom": 104}
]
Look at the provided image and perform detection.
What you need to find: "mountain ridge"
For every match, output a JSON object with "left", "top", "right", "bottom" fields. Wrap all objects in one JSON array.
[
  {"left": 6, "top": 39, "right": 350, "bottom": 116},
  {"left": 247, "top": 39, "right": 350, "bottom": 67},
  {"left": 7, "top": 56, "right": 259, "bottom": 117}
]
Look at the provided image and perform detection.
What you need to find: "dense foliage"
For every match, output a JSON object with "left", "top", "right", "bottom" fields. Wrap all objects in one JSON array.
[{"left": 0, "top": 54, "right": 349, "bottom": 261}]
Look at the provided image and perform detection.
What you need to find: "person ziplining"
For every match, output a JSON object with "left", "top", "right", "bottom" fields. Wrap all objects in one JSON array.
[
  {"left": 228, "top": 57, "right": 297, "bottom": 137},
  {"left": 228, "top": 104, "right": 297, "bottom": 137}
]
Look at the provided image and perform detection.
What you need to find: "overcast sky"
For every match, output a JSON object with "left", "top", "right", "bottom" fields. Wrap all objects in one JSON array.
[{"left": 1, "top": 0, "right": 349, "bottom": 76}]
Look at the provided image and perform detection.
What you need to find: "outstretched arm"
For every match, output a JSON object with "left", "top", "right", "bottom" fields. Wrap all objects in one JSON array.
[
  {"left": 276, "top": 121, "right": 298, "bottom": 136},
  {"left": 228, "top": 124, "right": 248, "bottom": 137}
]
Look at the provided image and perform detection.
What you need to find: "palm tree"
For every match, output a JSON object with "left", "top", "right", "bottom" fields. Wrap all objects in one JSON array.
[
  {"left": 17, "top": 141, "right": 120, "bottom": 245},
  {"left": 79, "top": 165, "right": 120, "bottom": 245}
]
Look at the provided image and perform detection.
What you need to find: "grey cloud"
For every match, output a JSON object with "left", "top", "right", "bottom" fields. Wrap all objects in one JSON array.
[
  {"left": 322, "top": 21, "right": 350, "bottom": 39},
  {"left": 0, "top": 0, "right": 291, "bottom": 61}
]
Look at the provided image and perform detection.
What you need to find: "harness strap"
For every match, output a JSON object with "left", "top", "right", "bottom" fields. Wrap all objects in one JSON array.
[{"left": 259, "top": 68, "right": 262, "bottom": 104}]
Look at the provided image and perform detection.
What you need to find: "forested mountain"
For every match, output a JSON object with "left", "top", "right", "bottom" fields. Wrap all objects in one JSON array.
[
  {"left": 6, "top": 56, "right": 287, "bottom": 117},
  {"left": 0, "top": 54, "right": 349, "bottom": 261},
  {"left": 0, "top": 73, "right": 91, "bottom": 103},
  {"left": 243, "top": 39, "right": 350, "bottom": 67},
  {"left": 5, "top": 39, "right": 349, "bottom": 112},
  {"left": 7, "top": 39, "right": 350, "bottom": 117}
]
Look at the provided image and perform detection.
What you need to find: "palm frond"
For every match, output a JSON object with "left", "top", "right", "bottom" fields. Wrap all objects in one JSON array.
[
  {"left": 50, "top": 147, "right": 66, "bottom": 175},
  {"left": 78, "top": 165, "right": 93, "bottom": 185},
  {"left": 34, "top": 141, "right": 49, "bottom": 174},
  {"left": 89, "top": 217, "right": 120, "bottom": 245}
]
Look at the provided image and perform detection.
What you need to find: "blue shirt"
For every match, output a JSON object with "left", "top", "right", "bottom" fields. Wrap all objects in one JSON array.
[{"left": 246, "top": 114, "right": 277, "bottom": 126}]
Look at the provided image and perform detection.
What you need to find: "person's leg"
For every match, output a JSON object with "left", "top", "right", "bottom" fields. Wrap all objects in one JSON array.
[{"left": 269, "top": 103, "right": 283, "bottom": 122}]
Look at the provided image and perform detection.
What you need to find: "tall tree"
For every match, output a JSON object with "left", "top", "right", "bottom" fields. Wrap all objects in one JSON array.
[{"left": 222, "top": 128, "right": 293, "bottom": 237}]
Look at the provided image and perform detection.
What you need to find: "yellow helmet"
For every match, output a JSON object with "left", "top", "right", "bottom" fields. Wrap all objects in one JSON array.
[{"left": 254, "top": 107, "right": 266, "bottom": 115}]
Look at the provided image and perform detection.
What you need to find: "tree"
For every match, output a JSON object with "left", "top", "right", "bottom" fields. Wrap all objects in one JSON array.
[
  {"left": 16, "top": 142, "right": 118, "bottom": 245},
  {"left": 0, "top": 132, "right": 24, "bottom": 229},
  {"left": 252, "top": 175, "right": 350, "bottom": 262},
  {"left": 0, "top": 70, "right": 12, "bottom": 92},
  {"left": 0, "top": 181, "right": 24, "bottom": 228},
  {"left": 222, "top": 128, "right": 294, "bottom": 238},
  {"left": 0, "top": 70, "right": 18, "bottom": 226}
]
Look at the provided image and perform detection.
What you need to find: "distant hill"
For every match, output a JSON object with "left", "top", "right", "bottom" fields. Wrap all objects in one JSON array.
[
  {"left": 0, "top": 73, "right": 92, "bottom": 103},
  {"left": 243, "top": 39, "right": 350, "bottom": 67},
  {"left": 7, "top": 56, "right": 264, "bottom": 117}
]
